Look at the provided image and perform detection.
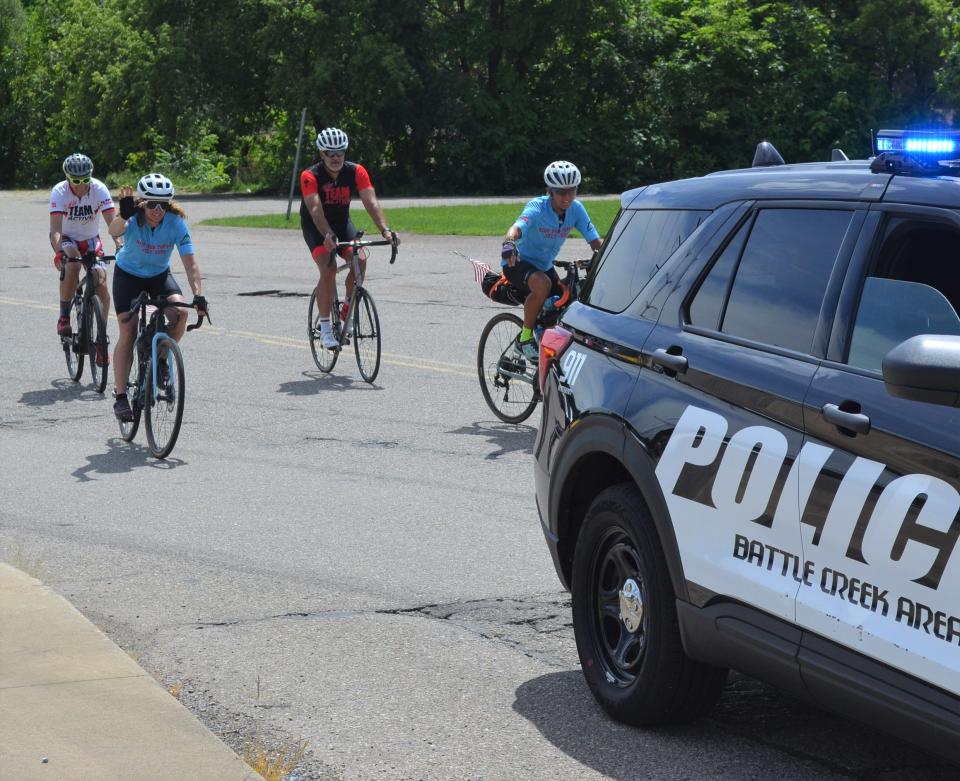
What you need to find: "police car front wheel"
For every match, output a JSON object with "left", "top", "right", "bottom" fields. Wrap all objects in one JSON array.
[{"left": 571, "top": 483, "right": 728, "bottom": 725}]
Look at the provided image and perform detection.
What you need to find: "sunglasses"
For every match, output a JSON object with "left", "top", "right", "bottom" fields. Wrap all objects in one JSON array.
[
  {"left": 322, "top": 151, "right": 346, "bottom": 158},
  {"left": 551, "top": 187, "right": 577, "bottom": 196},
  {"left": 68, "top": 176, "right": 91, "bottom": 185},
  {"left": 144, "top": 201, "right": 169, "bottom": 211}
]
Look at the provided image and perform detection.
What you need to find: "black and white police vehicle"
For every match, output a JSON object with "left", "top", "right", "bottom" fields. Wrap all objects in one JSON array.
[{"left": 534, "top": 130, "right": 960, "bottom": 762}]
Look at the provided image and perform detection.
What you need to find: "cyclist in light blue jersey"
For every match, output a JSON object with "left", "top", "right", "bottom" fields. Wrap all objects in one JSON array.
[
  {"left": 107, "top": 173, "right": 207, "bottom": 421},
  {"left": 501, "top": 161, "right": 603, "bottom": 359}
]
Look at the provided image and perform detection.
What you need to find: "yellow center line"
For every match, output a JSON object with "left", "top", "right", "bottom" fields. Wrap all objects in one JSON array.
[{"left": 1, "top": 297, "right": 476, "bottom": 378}]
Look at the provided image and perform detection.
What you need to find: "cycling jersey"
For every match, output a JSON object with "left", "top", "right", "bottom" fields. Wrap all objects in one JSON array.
[
  {"left": 299, "top": 161, "right": 373, "bottom": 228},
  {"left": 116, "top": 213, "right": 194, "bottom": 278},
  {"left": 508, "top": 196, "right": 600, "bottom": 272},
  {"left": 49, "top": 179, "right": 114, "bottom": 241}
]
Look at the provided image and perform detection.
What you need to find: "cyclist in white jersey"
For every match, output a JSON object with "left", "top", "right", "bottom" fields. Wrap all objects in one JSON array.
[{"left": 49, "top": 153, "right": 118, "bottom": 337}]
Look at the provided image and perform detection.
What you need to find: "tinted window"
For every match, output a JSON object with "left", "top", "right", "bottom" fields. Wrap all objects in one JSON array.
[
  {"left": 584, "top": 209, "right": 708, "bottom": 312},
  {"left": 721, "top": 209, "right": 853, "bottom": 353},
  {"left": 688, "top": 218, "right": 750, "bottom": 329},
  {"left": 847, "top": 218, "right": 960, "bottom": 371}
]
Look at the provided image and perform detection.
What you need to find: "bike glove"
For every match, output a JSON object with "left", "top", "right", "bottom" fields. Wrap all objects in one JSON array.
[
  {"left": 119, "top": 196, "right": 136, "bottom": 219},
  {"left": 501, "top": 240, "right": 517, "bottom": 261}
]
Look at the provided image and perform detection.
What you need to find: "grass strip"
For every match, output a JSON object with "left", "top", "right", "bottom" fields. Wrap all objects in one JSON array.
[{"left": 199, "top": 199, "right": 621, "bottom": 237}]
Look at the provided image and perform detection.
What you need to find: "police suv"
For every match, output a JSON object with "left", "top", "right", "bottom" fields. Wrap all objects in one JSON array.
[{"left": 534, "top": 130, "right": 960, "bottom": 761}]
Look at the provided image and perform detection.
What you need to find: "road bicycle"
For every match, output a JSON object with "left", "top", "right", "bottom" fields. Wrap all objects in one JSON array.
[
  {"left": 60, "top": 252, "right": 114, "bottom": 393},
  {"left": 477, "top": 258, "right": 592, "bottom": 424},
  {"left": 118, "top": 292, "right": 209, "bottom": 459},
  {"left": 307, "top": 232, "right": 397, "bottom": 384}
]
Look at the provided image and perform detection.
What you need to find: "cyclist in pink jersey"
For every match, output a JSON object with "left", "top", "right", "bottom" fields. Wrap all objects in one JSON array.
[{"left": 49, "top": 153, "right": 118, "bottom": 337}]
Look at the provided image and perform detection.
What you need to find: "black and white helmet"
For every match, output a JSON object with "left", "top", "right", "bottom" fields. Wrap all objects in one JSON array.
[
  {"left": 316, "top": 127, "right": 349, "bottom": 152},
  {"left": 136, "top": 172, "right": 175, "bottom": 202},
  {"left": 544, "top": 160, "right": 582, "bottom": 188},
  {"left": 63, "top": 153, "right": 94, "bottom": 178}
]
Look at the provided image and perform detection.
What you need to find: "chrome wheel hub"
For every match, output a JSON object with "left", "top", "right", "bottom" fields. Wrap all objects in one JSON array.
[{"left": 619, "top": 578, "right": 644, "bottom": 633}]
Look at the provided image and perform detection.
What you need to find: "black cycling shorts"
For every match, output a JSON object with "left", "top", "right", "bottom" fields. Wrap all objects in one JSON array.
[
  {"left": 503, "top": 260, "right": 563, "bottom": 297},
  {"left": 112, "top": 265, "right": 182, "bottom": 314},
  {"left": 301, "top": 217, "right": 358, "bottom": 265}
]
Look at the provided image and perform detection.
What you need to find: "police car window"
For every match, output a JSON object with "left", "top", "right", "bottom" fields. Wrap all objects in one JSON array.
[
  {"left": 848, "top": 218, "right": 960, "bottom": 372},
  {"left": 721, "top": 209, "right": 854, "bottom": 353},
  {"left": 687, "top": 217, "right": 751, "bottom": 329},
  {"left": 583, "top": 209, "right": 709, "bottom": 312}
]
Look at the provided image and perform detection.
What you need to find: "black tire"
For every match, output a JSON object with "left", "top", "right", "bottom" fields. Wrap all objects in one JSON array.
[
  {"left": 119, "top": 345, "right": 144, "bottom": 442},
  {"left": 571, "top": 483, "right": 728, "bottom": 725},
  {"left": 308, "top": 290, "right": 339, "bottom": 373},
  {"left": 145, "top": 335, "right": 185, "bottom": 459},
  {"left": 477, "top": 312, "right": 538, "bottom": 424},
  {"left": 86, "top": 296, "right": 109, "bottom": 393},
  {"left": 64, "top": 293, "right": 84, "bottom": 382},
  {"left": 352, "top": 288, "right": 381, "bottom": 384}
]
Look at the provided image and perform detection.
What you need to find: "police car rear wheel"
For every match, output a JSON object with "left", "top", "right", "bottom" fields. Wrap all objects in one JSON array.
[{"left": 571, "top": 483, "right": 728, "bottom": 725}]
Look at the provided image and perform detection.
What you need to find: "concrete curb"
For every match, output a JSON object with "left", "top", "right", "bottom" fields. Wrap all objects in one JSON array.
[{"left": 0, "top": 564, "right": 256, "bottom": 780}]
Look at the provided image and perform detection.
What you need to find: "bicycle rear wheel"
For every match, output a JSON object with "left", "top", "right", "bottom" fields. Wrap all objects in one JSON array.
[
  {"left": 477, "top": 311, "right": 539, "bottom": 424},
  {"left": 353, "top": 288, "right": 381, "bottom": 384},
  {"left": 119, "top": 348, "right": 144, "bottom": 442},
  {"left": 308, "top": 291, "right": 340, "bottom": 372},
  {"left": 86, "top": 296, "right": 109, "bottom": 393},
  {"left": 145, "top": 335, "right": 185, "bottom": 459},
  {"left": 64, "top": 294, "right": 84, "bottom": 382}
]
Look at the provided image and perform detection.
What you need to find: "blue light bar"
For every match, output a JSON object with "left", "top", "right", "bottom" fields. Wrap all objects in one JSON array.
[{"left": 875, "top": 129, "right": 960, "bottom": 157}]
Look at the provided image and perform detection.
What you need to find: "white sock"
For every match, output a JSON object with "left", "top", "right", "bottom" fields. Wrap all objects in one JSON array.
[{"left": 319, "top": 316, "right": 332, "bottom": 334}]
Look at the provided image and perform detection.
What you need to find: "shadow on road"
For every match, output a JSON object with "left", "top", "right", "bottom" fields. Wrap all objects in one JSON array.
[
  {"left": 72, "top": 437, "right": 184, "bottom": 482},
  {"left": 514, "top": 670, "right": 955, "bottom": 778},
  {"left": 277, "top": 370, "right": 382, "bottom": 395},
  {"left": 19, "top": 379, "right": 104, "bottom": 407},
  {"left": 448, "top": 420, "right": 535, "bottom": 459}
]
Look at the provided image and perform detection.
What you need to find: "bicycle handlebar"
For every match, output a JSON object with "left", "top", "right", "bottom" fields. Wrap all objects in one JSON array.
[
  {"left": 554, "top": 258, "right": 593, "bottom": 271},
  {"left": 124, "top": 291, "right": 211, "bottom": 331},
  {"left": 64, "top": 253, "right": 115, "bottom": 264},
  {"left": 334, "top": 231, "right": 399, "bottom": 264}
]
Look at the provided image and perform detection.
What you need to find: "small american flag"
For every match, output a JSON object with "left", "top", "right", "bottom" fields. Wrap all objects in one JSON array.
[{"left": 471, "top": 258, "right": 492, "bottom": 284}]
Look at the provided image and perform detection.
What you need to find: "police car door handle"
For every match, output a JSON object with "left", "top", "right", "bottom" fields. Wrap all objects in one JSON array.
[
  {"left": 651, "top": 348, "right": 688, "bottom": 374},
  {"left": 821, "top": 403, "right": 871, "bottom": 435}
]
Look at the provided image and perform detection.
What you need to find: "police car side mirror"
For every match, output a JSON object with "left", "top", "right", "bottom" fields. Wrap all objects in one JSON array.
[{"left": 882, "top": 334, "right": 960, "bottom": 407}]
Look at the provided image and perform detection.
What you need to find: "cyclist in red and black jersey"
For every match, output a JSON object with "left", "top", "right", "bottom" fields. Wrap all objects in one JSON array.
[{"left": 300, "top": 127, "right": 399, "bottom": 350}]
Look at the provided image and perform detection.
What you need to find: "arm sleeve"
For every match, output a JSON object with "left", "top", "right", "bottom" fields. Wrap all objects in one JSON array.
[
  {"left": 176, "top": 219, "right": 195, "bottom": 256},
  {"left": 300, "top": 169, "right": 319, "bottom": 198},
  {"left": 513, "top": 199, "right": 540, "bottom": 232},
  {"left": 575, "top": 202, "right": 601, "bottom": 243},
  {"left": 354, "top": 164, "right": 373, "bottom": 191}
]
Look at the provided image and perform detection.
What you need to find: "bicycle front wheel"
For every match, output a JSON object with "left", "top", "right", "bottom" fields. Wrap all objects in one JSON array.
[
  {"left": 87, "top": 296, "right": 109, "bottom": 393},
  {"left": 352, "top": 288, "right": 381, "bottom": 384},
  {"left": 119, "top": 348, "right": 144, "bottom": 442},
  {"left": 64, "top": 295, "right": 84, "bottom": 382},
  {"left": 308, "top": 291, "right": 339, "bottom": 373},
  {"left": 145, "top": 335, "right": 185, "bottom": 459},
  {"left": 477, "top": 312, "right": 539, "bottom": 424}
]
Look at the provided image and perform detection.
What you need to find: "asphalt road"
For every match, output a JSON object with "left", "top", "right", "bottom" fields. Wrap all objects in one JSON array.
[{"left": 0, "top": 190, "right": 955, "bottom": 780}]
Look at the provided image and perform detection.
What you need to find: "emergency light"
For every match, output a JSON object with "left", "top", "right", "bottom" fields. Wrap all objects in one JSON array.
[{"left": 874, "top": 129, "right": 960, "bottom": 157}]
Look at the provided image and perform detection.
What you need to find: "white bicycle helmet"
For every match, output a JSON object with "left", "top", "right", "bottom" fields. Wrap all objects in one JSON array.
[
  {"left": 544, "top": 160, "right": 582, "bottom": 188},
  {"left": 316, "top": 127, "right": 349, "bottom": 152},
  {"left": 136, "top": 172, "right": 175, "bottom": 202},
  {"left": 63, "top": 153, "right": 94, "bottom": 178}
]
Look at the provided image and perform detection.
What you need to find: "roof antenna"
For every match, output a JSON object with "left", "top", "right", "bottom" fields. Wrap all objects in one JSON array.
[{"left": 752, "top": 140, "right": 785, "bottom": 167}]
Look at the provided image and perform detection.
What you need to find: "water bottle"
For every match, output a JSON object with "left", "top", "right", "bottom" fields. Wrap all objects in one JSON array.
[
  {"left": 543, "top": 294, "right": 561, "bottom": 312},
  {"left": 534, "top": 325, "right": 544, "bottom": 343}
]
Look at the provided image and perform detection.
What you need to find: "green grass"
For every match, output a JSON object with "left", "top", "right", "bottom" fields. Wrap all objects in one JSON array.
[{"left": 199, "top": 199, "right": 621, "bottom": 237}]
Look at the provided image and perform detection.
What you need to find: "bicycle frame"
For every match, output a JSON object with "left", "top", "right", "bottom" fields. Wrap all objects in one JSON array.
[
  {"left": 125, "top": 293, "right": 207, "bottom": 404},
  {"left": 330, "top": 232, "right": 397, "bottom": 346}
]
